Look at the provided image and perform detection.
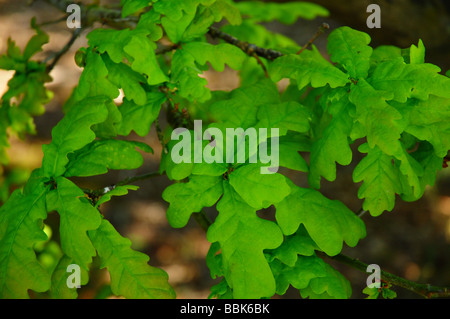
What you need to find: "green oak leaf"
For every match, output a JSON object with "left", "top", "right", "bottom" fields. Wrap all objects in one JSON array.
[
  {"left": 124, "top": 35, "right": 169, "bottom": 85},
  {"left": 269, "top": 47, "right": 350, "bottom": 91},
  {"left": 255, "top": 101, "right": 311, "bottom": 136},
  {"left": 89, "top": 219, "right": 175, "bottom": 299},
  {"left": 327, "top": 26, "right": 373, "bottom": 79},
  {"left": 102, "top": 55, "right": 147, "bottom": 106},
  {"left": 50, "top": 255, "right": 89, "bottom": 299},
  {"left": 308, "top": 94, "right": 354, "bottom": 188},
  {"left": 353, "top": 144, "right": 403, "bottom": 216},
  {"left": 270, "top": 226, "right": 318, "bottom": 267},
  {"left": 209, "top": 79, "right": 280, "bottom": 128},
  {"left": 73, "top": 49, "right": 119, "bottom": 101},
  {"left": 95, "top": 185, "right": 139, "bottom": 208},
  {"left": 46, "top": 177, "right": 102, "bottom": 270},
  {"left": 369, "top": 57, "right": 450, "bottom": 103},
  {"left": 120, "top": 0, "right": 150, "bottom": 17},
  {"left": 228, "top": 164, "right": 291, "bottom": 210},
  {"left": 0, "top": 184, "right": 51, "bottom": 298},
  {"left": 349, "top": 79, "right": 404, "bottom": 156},
  {"left": 117, "top": 91, "right": 166, "bottom": 137},
  {"left": 275, "top": 180, "right": 366, "bottom": 256},
  {"left": 404, "top": 95, "right": 450, "bottom": 158},
  {"left": 41, "top": 96, "right": 109, "bottom": 177},
  {"left": 235, "top": 1, "right": 328, "bottom": 24},
  {"left": 64, "top": 139, "right": 151, "bottom": 177},
  {"left": 207, "top": 181, "right": 283, "bottom": 298},
  {"left": 162, "top": 175, "right": 223, "bottom": 228},
  {"left": 272, "top": 254, "right": 351, "bottom": 299},
  {"left": 181, "top": 42, "right": 247, "bottom": 72}
]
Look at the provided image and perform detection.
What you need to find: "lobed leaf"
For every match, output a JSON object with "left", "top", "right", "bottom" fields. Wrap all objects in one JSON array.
[
  {"left": 228, "top": 164, "right": 291, "bottom": 210},
  {"left": 353, "top": 144, "right": 402, "bottom": 216},
  {"left": 0, "top": 184, "right": 51, "bottom": 298},
  {"left": 89, "top": 219, "right": 175, "bottom": 299},
  {"left": 308, "top": 94, "right": 354, "bottom": 188},
  {"left": 275, "top": 180, "right": 366, "bottom": 256},
  {"left": 162, "top": 175, "right": 223, "bottom": 228},
  {"left": 369, "top": 57, "right": 450, "bottom": 103},
  {"left": 235, "top": 1, "right": 328, "bottom": 24},
  {"left": 207, "top": 182, "right": 283, "bottom": 298},
  {"left": 327, "top": 26, "right": 373, "bottom": 79},
  {"left": 41, "top": 96, "right": 110, "bottom": 177},
  {"left": 46, "top": 177, "right": 102, "bottom": 270},
  {"left": 64, "top": 139, "right": 151, "bottom": 177},
  {"left": 269, "top": 48, "right": 350, "bottom": 91}
]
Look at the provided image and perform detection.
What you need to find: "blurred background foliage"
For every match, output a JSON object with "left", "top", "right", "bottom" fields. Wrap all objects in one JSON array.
[{"left": 0, "top": 0, "right": 449, "bottom": 298}]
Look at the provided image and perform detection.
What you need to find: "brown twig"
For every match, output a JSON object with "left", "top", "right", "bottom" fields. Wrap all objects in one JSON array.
[
  {"left": 319, "top": 252, "right": 450, "bottom": 299},
  {"left": 208, "top": 26, "right": 284, "bottom": 61},
  {"left": 44, "top": 27, "right": 83, "bottom": 72},
  {"left": 297, "top": 22, "right": 330, "bottom": 55}
]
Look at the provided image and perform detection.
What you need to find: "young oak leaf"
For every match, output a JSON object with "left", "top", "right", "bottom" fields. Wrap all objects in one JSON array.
[
  {"left": 153, "top": 0, "right": 215, "bottom": 22},
  {"left": 162, "top": 175, "right": 223, "bottom": 228},
  {"left": 275, "top": 180, "right": 366, "bottom": 256},
  {"left": 277, "top": 132, "right": 310, "bottom": 172},
  {"left": 41, "top": 96, "right": 109, "bottom": 177},
  {"left": 404, "top": 95, "right": 450, "bottom": 158},
  {"left": 269, "top": 47, "right": 350, "bottom": 91},
  {"left": 272, "top": 255, "right": 351, "bottom": 299},
  {"left": 228, "top": 164, "right": 291, "bottom": 210},
  {"left": 117, "top": 91, "right": 166, "bottom": 137},
  {"left": 235, "top": 1, "right": 328, "bottom": 24},
  {"left": 87, "top": 29, "right": 133, "bottom": 64},
  {"left": 368, "top": 57, "right": 450, "bottom": 103},
  {"left": 94, "top": 185, "right": 139, "bottom": 208},
  {"left": 73, "top": 49, "right": 119, "bottom": 101},
  {"left": 123, "top": 35, "right": 169, "bottom": 86},
  {"left": 102, "top": 55, "right": 148, "bottom": 106},
  {"left": 298, "top": 257, "right": 352, "bottom": 299},
  {"left": 270, "top": 226, "right": 318, "bottom": 268},
  {"left": 308, "top": 95, "right": 354, "bottom": 189},
  {"left": 89, "top": 219, "right": 176, "bottom": 299},
  {"left": 327, "top": 26, "right": 373, "bottom": 79},
  {"left": 0, "top": 184, "right": 51, "bottom": 298},
  {"left": 50, "top": 255, "right": 89, "bottom": 299},
  {"left": 353, "top": 144, "right": 403, "bottom": 216},
  {"left": 181, "top": 42, "right": 247, "bottom": 72},
  {"left": 209, "top": 79, "right": 280, "bottom": 129},
  {"left": 120, "top": 0, "right": 150, "bottom": 17},
  {"left": 46, "top": 177, "right": 102, "bottom": 270},
  {"left": 170, "top": 42, "right": 247, "bottom": 102},
  {"left": 349, "top": 79, "right": 404, "bottom": 156},
  {"left": 207, "top": 182, "right": 283, "bottom": 298},
  {"left": 170, "top": 48, "right": 211, "bottom": 102},
  {"left": 255, "top": 101, "right": 311, "bottom": 136},
  {"left": 64, "top": 139, "right": 151, "bottom": 177}
]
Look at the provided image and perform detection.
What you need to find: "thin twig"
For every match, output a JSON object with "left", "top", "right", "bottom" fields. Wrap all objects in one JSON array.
[
  {"left": 45, "top": 27, "right": 83, "bottom": 72},
  {"left": 208, "top": 26, "right": 284, "bottom": 61},
  {"left": 83, "top": 171, "right": 162, "bottom": 199},
  {"left": 297, "top": 22, "right": 330, "bottom": 55},
  {"left": 319, "top": 252, "right": 450, "bottom": 299}
]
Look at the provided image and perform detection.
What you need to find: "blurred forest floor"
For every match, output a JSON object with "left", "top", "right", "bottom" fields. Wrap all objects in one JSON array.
[{"left": 0, "top": 0, "right": 449, "bottom": 299}]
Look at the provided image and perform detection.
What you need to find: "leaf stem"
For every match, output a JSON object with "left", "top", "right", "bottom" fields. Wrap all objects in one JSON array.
[
  {"left": 44, "top": 27, "right": 83, "bottom": 72},
  {"left": 82, "top": 171, "right": 162, "bottom": 198},
  {"left": 208, "top": 26, "right": 284, "bottom": 61},
  {"left": 296, "top": 22, "right": 330, "bottom": 55},
  {"left": 319, "top": 251, "right": 450, "bottom": 298}
]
